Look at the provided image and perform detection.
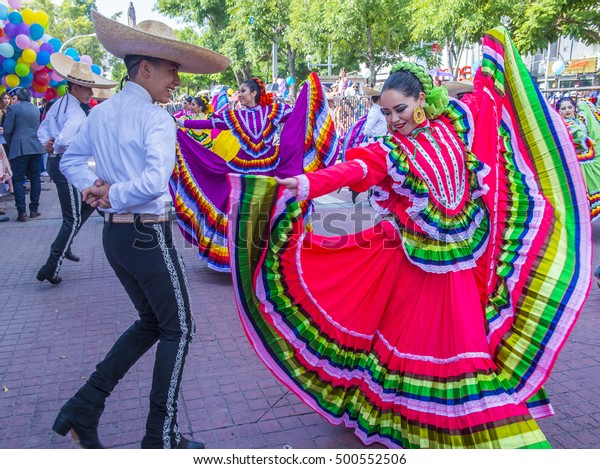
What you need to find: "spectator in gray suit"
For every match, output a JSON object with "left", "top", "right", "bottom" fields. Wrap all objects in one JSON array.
[{"left": 4, "top": 88, "right": 46, "bottom": 221}]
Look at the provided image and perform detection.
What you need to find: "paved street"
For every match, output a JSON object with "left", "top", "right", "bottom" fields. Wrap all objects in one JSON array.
[{"left": 0, "top": 178, "right": 599, "bottom": 449}]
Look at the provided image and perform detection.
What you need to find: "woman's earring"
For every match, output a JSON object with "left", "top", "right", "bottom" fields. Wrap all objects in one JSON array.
[{"left": 413, "top": 107, "right": 426, "bottom": 125}]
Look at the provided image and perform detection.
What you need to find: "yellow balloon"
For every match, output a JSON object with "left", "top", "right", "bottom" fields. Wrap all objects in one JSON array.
[
  {"left": 0, "top": 85, "right": 6, "bottom": 94},
  {"left": 6, "top": 74, "right": 20, "bottom": 88},
  {"left": 34, "top": 11, "right": 49, "bottom": 27},
  {"left": 22, "top": 49, "right": 37, "bottom": 64},
  {"left": 22, "top": 9, "right": 36, "bottom": 25},
  {"left": 17, "top": 57, "right": 25, "bottom": 64}
]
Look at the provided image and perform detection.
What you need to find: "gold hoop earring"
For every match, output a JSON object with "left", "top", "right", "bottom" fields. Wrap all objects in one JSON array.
[{"left": 413, "top": 107, "right": 426, "bottom": 125}]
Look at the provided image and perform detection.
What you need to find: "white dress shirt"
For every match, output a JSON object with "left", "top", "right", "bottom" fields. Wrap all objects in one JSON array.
[
  {"left": 37, "top": 93, "right": 87, "bottom": 154},
  {"left": 363, "top": 103, "right": 388, "bottom": 138},
  {"left": 60, "top": 81, "right": 176, "bottom": 215}
]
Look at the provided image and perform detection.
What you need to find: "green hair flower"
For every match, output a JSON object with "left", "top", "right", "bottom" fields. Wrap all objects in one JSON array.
[{"left": 389, "top": 61, "right": 449, "bottom": 119}]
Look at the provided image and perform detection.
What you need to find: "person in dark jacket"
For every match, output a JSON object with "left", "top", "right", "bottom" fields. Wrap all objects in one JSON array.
[{"left": 3, "top": 88, "right": 46, "bottom": 221}]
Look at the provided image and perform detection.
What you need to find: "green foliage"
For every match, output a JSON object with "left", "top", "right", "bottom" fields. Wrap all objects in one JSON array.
[
  {"left": 409, "top": 0, "right": 515, "bottom": 77},
  {"left": 510, "top": 0, "right": 600, "bottom": 54}
]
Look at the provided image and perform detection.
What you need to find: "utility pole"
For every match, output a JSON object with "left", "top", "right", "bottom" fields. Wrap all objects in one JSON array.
[{"left": 272, "top": 26, "right": 278, "bottom": 84}]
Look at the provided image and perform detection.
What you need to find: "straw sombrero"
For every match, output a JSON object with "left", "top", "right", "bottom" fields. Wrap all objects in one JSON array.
[
  {"left": 442, "top": 80, "right": 474, "bottom": 98},
  {"left": 364, "top": 85, "right": 382, "bottom": 96},
  {"left": 50, "top": 53, "right": 118, "bottom": 89},
  {"left": 92, "top": 87, "right": 115, "bottom": 100},
  {"left": 91, "top": 10, "right": 231, "bottom": 74}
]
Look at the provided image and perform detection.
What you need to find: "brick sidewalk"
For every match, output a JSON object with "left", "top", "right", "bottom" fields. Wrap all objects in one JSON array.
[{"left": 0, "top": 180, "right": 599, "bottom": 449}]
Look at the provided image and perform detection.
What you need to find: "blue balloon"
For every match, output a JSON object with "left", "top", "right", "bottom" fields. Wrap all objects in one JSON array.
[
  {"left": 90, "top": 64, "right": 101, "bottom": 75},
  {"left": 0, "top": 43, "right": 14, "bottom": 59},
  {"left": 20, "top": 73, "right": 34, "bottom": 88},
  {"left": 29, "top": 24, "right": 45, "bottom": 41},
  {"left": 2, "top": 58, "right": 16, "bottom": 74},
  {"left": 552, "top": 61, "right": 566, "bottom": 76},
  {"left": 36, "top": 50, "right": 51, "bottom": 66},
  {"left": 48, "top": 38, "right": 62, "bottom": 53},
  {"left": 64, "top": 48, "right": 79, "bottom": 59},
  {"left": 0, "top": 4, "right": 8, "bottom": 21},
  {"left": 8, "top": 11, "right": 23, "bottom": 25},
  {"left": 286, "top": 76, "right": 294, "bottom": 86}
]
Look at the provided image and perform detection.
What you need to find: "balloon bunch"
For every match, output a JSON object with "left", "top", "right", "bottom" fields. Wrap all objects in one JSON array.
[{"left": 0, "top": 1, "right": 103, "bottom": 101}]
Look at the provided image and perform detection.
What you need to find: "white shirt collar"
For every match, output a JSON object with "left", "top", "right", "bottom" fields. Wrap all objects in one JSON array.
[{"left": 123, "top": 81, "right": 153, "bottom": 103}]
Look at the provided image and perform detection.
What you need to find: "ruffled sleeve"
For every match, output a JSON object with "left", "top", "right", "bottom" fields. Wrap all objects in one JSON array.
[{"left": 300, "top": 142, "right": 388, "bottom": 201}]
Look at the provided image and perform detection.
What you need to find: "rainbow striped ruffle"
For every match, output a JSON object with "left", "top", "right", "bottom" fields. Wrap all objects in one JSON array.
[{"left": 170, "top": 140, "right": 229, "bottom": 271}]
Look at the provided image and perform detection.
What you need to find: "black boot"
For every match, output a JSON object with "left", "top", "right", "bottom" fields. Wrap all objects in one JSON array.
[
  {"left": 36, "top": 265, "right": 62, "bottom": 285},
  {"left": 52, "top": 384, "right": 108, "bottom": 449},
  {"left": 65, "top": 249, "right": 80, "bottom": 262},
  {"left": 176, "top": 437, "right": 205, "bottom": 449}
]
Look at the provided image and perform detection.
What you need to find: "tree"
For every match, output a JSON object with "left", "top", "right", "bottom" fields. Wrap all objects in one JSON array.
[
  {"left": 313, "top": 0, "right": 414, "bottom": 86},
  {"left": 409, "top": 0, "right": 516, "bottom": 78},
  {"left": 509, "top": 0, "right": 600, "bottom": 54}
]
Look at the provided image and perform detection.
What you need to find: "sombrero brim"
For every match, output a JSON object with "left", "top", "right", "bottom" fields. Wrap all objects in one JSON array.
[
  {"left": 91, "top": 10, "right": 231, "bottom": 75},
  {"left": 442, "top": 81, "right": 474, "bottom": 97},
  {"left": 50, "top": 54, "right": 118, "bottom": 89},
  {"left": 92, "top": 88, "right": 115, "bottom": 100},
  {"left": 364, "top": 86, "right": 381, "bottom": 96}
]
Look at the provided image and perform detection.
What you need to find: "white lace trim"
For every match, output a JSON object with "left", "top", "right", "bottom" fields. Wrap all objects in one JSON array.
[
  {"left": 296, "top": 174, "right": 310, "bottom": 201},
  {"left": 354, "top": 159, "right": 368, "bottom": 178}
]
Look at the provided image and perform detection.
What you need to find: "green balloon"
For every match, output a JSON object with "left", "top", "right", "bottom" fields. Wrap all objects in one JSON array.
[
  {"left": 57, "top": 84, "right": 67, "bottom": 96},
  {"left": 15, "top": 63, "right": 30, "bottom": 77}
]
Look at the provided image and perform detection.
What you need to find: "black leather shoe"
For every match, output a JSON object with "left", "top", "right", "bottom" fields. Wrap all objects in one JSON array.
[
  {"left": 36, "top": 266, "right": 62, "bottom": 285},
  {"left": 65, "top": 250, "right": 80, "bottom": 262},
  {"left": 29, "top": 211, "right": 41, "bottom": 218},
  {"left": 16, "top": 214, "right": 27, "bottom": 222},
  {"left": 176, "top": 437, "right": 205, "bottom": 449},
  {"left": 52, "top": 410, "right": 104, "bottom": 449}
]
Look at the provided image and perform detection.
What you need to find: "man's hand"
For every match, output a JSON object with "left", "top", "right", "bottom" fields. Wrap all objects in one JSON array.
[
  {"left": 82, "top": 178, "right": 112, "bottom": 208},
  {"left": 44, "top": 138, "right": 55, "bottom": 154},
  {"left": 274, "top": 177, "right": 299, "bottom": 197}
]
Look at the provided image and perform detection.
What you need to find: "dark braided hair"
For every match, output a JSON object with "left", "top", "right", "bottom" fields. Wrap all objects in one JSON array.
[
  {"left": 241, "top": 77, "right": 274, "bottom": 106},
  {"left": 192, "top": 95, "right": 213, "bottom": 115}
]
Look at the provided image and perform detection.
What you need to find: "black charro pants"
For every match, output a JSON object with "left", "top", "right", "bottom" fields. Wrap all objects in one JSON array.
[
  {"left": 44, "top": 155, "right": 96, "bottom": 276},
  {"left": 66, "top": 217, "right": 196, "bottom": 448}
]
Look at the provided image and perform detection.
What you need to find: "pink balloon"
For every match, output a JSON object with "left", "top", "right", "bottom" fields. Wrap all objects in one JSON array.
[
  {"left": 29, "top": 41, "right": 40, "bottom": 53},
  {"left": 16, "top": 34, "right": 31, "bottom": 50},
  {"left": 0, "top": 37, "right": 9, "bottom": 44},
  {"left": 80, "top": 55, "right": 93, "bottom": 65},
  {"left": 8, "top": 0, "right": 23, "bottom": 10},
  {"left": 51, "top": 71, "right": 62, "bottom": 82},
  {"left": 30, "top": 62, "right": 43, "bottom": 72}
]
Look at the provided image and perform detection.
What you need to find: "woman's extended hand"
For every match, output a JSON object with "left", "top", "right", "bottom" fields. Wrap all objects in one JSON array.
[{"left": 275, "top": 177, "right": 298, "bottom": 197}]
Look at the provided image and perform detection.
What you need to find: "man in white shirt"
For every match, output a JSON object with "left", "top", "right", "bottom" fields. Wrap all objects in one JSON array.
[
  {"left": 54, "top": 11, "right": 230, "bottom": 450},
  {"left": 363, "top": 85, "right": 388, "bottom": 138},
  {"left": 37, "top": 54, "right": 117, "bottom": 285}
]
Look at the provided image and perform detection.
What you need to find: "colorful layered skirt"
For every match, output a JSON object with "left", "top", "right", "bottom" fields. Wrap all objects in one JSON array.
[{"left": 225, "top": 26, "right": 592, "bottom": 448}]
